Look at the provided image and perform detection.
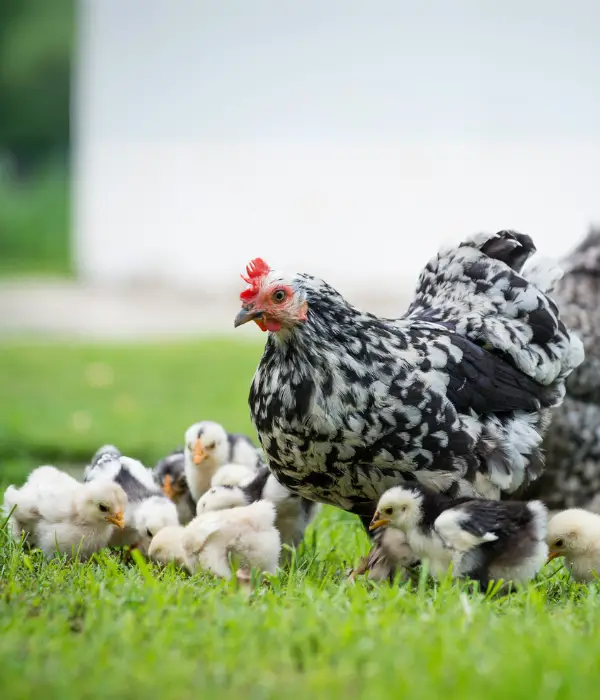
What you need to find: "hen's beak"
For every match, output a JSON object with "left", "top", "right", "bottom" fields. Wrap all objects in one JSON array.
[
  {"left": 193, "top": 440, "right": 207, "bottom": 465},
  {"left": 547, "top": 551, "right": 561, "bottom": 563},
  {"left": 369, "top": 512, "right": 390, "bottom": 531},
  {"left": 107, "top": 511, "right": 125, "bottom": 529},
  {"left": 162, "top": 474, "right": 176, "bottom": 500},
  {"left": 234, "top": 306, "right": 264, "bottom": 328}
]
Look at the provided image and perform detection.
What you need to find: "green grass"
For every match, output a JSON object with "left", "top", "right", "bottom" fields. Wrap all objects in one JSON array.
[
  {"left": 0, "top": 164, "right": 70, "bottom": 276},
  {"left": 2, "top": 338, "right": 600, "bottom": 700}
]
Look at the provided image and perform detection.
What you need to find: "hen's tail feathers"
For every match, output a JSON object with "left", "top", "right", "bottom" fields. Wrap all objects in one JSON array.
[
  {"left": 563, "top": 227, "right": 600, "bottom": 276},
  {"left": 477, "top": 230, "right": 535, "bottom": 272},
  {"left": 405, "top": 229, "right": 584, "bottom": 391}
]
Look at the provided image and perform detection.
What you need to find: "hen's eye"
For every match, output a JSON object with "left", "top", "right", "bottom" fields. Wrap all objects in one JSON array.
[
  {"left": 146, "top": 529, "right": 153, "bottom": 539},
  {"left": 383, "top": 507, "right": 393, "bottom": 516},
  {"left": 98, "top": 504, "right": 109, "bottom": 513},
  {"left": 555, "top": 538, "right": 564, "bottom": 548},
  {"left": 273, "top": 289, "right": 286, "bottom": 303}
]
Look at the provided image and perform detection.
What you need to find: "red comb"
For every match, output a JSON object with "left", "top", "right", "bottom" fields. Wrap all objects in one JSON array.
[{"left": 240, "top": 258, "right": 270, "bottom": 302}]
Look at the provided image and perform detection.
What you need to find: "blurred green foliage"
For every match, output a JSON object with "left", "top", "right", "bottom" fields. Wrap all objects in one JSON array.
[
  {"left": 0, "top": 1, "right": 74, "bottom": 274},
  {"left": 0, "top": 0, "right": 74, "bottom": 176},
  {"left": 0, "top": 164, "right": 70, "bottom": 275}
]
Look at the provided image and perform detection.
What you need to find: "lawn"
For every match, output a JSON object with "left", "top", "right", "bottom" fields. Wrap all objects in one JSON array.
[{"left": 2, "top": 338, "right": 600, "bottom": 700}]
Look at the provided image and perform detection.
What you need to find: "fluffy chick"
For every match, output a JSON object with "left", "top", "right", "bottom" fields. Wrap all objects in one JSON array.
[
  {"left": 197, "top": 467, "right": 318, "bottom": 548},
  {"left": 350, "top": 529, "right": 419, "bottom": 583},
  {"left": 182, "top": 500, "right": 281, "bottom": 579},
  {"left": 211, "top": 463, "right": 256, "bottom": 489},
  {"left": 372, "top": 486, "right": 548, "bottom": 587},
  {"left": 153, "top": 448, "right": 196, "bottom": 525},
  {"left": 3, "top": 466, "right": 127, "bottom": 559},
  {"left": 547, "top": 509, "right": 600, "bottom": 581},
  {"left": 85, "top": 451, "right": 178, "bottom": 548},
  {"left": 133, "top": 496, "right": 180, "bottom": 555},
  {"left": 183, "top": 421, "right": 262, "bottom": 501},
  {"left": 90, "top": 444, "right": 121, "bottom": 466},
  {"left": 85, "top": 448, "right": 159, "bottom": 498},
  {"left": 147, "top": 525, "right": 187, "bottom": 567}
]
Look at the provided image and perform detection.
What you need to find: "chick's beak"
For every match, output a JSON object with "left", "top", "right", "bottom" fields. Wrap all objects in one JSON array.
[
  {"left": 162, "top": 474, "right": 176, "bottom": 500},
  {"left": 369, "top": 512, "right": 390, "bottom": 531},
  {"left": 234, "top": 306, "right": 264, "bottom": 328},
  {"left": 547, "top": 551, "right": 561, "bottom": 563},
  {"left": 193, "top": 439, "right": 206, "bottom": 465},
  {"left": 107, "top": 511, "right": 125, "bottom": 529}
]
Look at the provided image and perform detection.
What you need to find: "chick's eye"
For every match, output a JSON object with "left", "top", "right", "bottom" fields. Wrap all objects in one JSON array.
[
  {"left": 272, "top": 289, "right": 286, "bottom": 303},
  {"left": 555, "top": 538, "right": 564, "bottom": 548},
  {"left": 383, "top": 507, "right": 393, "bottom": 516},
  {"left": 98, "top": 504, "right": 109, "bottom": 513},
  {"left": 146, "top": 529, "right": 153, "bottom": 539},
  {"left": 206, "top": 442, "right": 216, "bottom": 450}
]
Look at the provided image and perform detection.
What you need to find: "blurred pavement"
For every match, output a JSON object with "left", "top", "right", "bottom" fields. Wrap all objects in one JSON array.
[{"left": 0, "top": 278, "right": 410, "bottom": 340}]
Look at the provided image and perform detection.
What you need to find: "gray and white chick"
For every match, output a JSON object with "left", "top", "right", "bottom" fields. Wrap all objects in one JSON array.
[
  {"left": 350, "top": 529, "right": 419, "bottom": 583},
  {"left": 153, "top": 448, "right": 196, "bottom": 525},
  {"left": 197, "top": 466, "right": 319, "bottom": 548},
  {"left": 372, "top": 485, "right": 548, "bottom": 588},
  {"left": 85, "top": 447, "right": 178, "bottom": 552},
  {"left": 183, "top": 421, "right": 263, "bottom": 501}
]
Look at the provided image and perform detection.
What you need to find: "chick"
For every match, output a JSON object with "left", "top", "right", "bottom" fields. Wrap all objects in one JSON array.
[
  {"left": 183, "top": 421, "right": 262, "bottom": 501},
  {"left": 147, "top": 525, "right": 187, "bottom": 567},
  {"left": 3, "top": 466, "right": 127, "bottom": 559},
  {"left": 85, "top": 448, "right": 160, "bottom": 499},
  {"left": 182, "top": 500, "right": 281, "bottom": 579},
  {"left": 133, "top": 496, "right": 180, "bottom": 555},
  {"left": 153, "top": 448, "right": 196, "bottom": 525},
  {"left": 90, "top": 443, "right": 121, "bottom": 466},
  {"left": 349, "top": 529, "right": 419, "bottom": 583},
  {"left": 85, "top": 451, "right": 178, "bottom": 548},
  {"left": 547, "top": 509, "right": 600, "bottom": 581},
  {"left": 197, "top": 466, "right": 318, "bottom": 548},
  {"left": 372, "top": 486, "right": 548, "bottom": 587},
  {"left": 211, "top": 463, "right": 256, "bottom": 489}
]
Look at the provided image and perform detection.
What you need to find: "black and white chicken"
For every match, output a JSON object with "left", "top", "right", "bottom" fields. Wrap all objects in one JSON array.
[
  {"left": 521, "top": 228, "right": 600, "bottom": 511},
  {"left": 234, "top": 231, "right": 583, "bottom": 527},
  {"left": 371, "top": 485, "right": 548, "bottom": 587}
]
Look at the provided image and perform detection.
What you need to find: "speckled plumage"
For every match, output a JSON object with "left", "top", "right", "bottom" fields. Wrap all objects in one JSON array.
[
  {"left": 246, "top": 231, "right": 583, "bottom": 520},
  {"left": 520, "top": 229, "right": 600, "bottom": 511}
]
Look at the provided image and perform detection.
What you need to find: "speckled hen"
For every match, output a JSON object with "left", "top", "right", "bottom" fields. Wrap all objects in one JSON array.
[
  {"left": 234, "top": 231, "right": 583, "bottom": 525},
  {"left": 520, "top": 229, "right": 600, "bottom": 511}
]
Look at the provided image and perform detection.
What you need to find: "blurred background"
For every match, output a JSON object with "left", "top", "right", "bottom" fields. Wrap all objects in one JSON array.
[{"left": 0, "top": 0, "right": 599, "bottom": 479}]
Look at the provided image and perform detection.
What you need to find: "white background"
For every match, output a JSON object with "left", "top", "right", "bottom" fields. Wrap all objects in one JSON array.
[{"left": 74, "top": 0, "right": 600, "bottom": 299}]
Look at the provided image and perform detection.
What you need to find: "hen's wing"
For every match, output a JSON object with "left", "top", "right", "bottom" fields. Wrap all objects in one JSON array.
[{"left": 404, "top": 230, "right": 583, "bottom": 386}]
